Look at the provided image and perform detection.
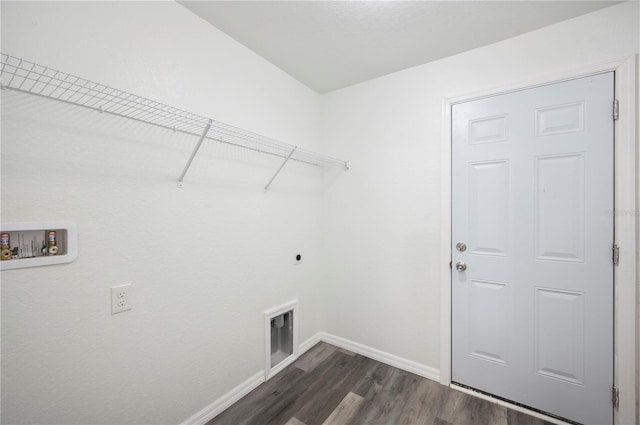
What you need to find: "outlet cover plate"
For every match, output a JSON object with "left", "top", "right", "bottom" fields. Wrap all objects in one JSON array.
[{"left": 111, "top": 283, "right": 132, "bottom": 314}]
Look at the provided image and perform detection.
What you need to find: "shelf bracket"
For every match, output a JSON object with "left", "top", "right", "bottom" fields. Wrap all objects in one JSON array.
[
  {"left": 264, "top": 147, "right": 297, "bottom": 192},
  {"left": 177, "top": 119, "right": 213, "bottom": 188}
]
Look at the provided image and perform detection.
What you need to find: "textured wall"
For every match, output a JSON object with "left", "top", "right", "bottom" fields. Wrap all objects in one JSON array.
[
  {"left": 1, "top": 1, "right": 639, "bottom": 424},
  {"left": 1, "top": 2, "right": 328, "bottom": 424},
  {"left": 321, "top": 0, "right": 638, "bottom": 377}
]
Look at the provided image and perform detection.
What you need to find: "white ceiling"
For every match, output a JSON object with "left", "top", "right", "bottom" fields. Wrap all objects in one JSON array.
[{"left": 179, "top": 1, "right": 621, "bottom": 94}]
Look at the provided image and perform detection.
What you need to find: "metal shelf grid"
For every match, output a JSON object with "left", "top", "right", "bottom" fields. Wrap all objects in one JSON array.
[{"left": 0, "top": 53, "right": 348, "bottom": 188}]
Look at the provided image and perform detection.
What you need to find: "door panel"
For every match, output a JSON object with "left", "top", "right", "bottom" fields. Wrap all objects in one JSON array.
[
  {"left": 469, "top": 279, "right": 510, "bottom": 365},
  {"left": 535, "top": 102, "right": 584, "bottom": 136},
  {"left": 451, "top": 73, "right": 613, "bottom": 425},
  {"left": 535, "top": 287, "right": 585, "bottom": 385},
  {"left": 469, "top": 160, "right": 510, "bottom": 256},
  {"left": 535, "top": 153, "right": 585, "bottom": 261}
]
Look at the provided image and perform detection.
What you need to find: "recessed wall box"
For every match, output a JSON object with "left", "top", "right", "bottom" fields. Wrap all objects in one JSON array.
[
  {"left": 264, "top": 300, "right": 298, "bottom": 380},
  {"left": 0, "top": 222, "right": 78, "bottom": 270}
]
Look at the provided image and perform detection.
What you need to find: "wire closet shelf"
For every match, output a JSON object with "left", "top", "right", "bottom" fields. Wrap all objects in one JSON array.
[{"left": 0, "top": 53, "right": 348, "bottom": 189}]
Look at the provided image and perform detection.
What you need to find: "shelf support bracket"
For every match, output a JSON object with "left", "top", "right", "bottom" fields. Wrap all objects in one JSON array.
[
  {"left": 177, "top": 119, "right": 213, "bottom": 187},
  {"left": 264, "top": 147, "right": 297, "bottom": 192}
]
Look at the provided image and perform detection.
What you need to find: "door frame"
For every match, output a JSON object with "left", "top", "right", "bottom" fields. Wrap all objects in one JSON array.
[{"left": 440, "top": 55, "right": 637, "bottom": 425}]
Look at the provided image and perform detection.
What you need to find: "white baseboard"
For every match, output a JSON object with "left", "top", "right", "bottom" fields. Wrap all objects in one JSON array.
[
  {"left": 182, "top": 332, "right": 441, "bottom": 424},
  {"left": 265, "top": 353, "right": 298, "bottom": 381},
  {"left": 181, "top": 333, "right": 324, "bottom": 424},
  {"left": 181, "top": 371, "right": 264, "bottom": 425},
  {"left": 298, "top": 331, "right": 322, "bottom": 355},
  {"left": 316, "top": 332, "right": 441, "bottom": 382}
]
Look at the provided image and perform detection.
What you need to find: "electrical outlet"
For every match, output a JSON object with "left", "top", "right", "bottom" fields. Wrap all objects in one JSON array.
[{"left": 111, "top": 283, "right": 132, "bottom": 314}]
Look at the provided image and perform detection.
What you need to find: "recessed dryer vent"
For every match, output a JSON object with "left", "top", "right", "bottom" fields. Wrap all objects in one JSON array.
[
  {"left": 265, "top": 300, "right": 298, "bottom": 380},
  {"left": 270, "top": 312, "right": 293, "bottom": 367}
]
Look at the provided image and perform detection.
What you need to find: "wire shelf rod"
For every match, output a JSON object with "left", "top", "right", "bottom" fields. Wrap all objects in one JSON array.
[
  {"left": 203, "top": 134, "right": 322, "bottom": 167},
  {"left": 0, "top": 53, "right": 349, "bottom": 182},
  {"left": 264, "top": 147, "right": 297, "bottom": 192},
  {"left": 4, "top": 85, "right": 208, "bottom": 142},
  {"left": 5, "top": 65, "right": 209, "bottom": 132},
  {"left": 177, "top": 119, "right": 214, "bottom": 187},
  {"left": 34, "top": 69, "right": 58, "bottom": 95},
  {"left": 6, "top": 88, "right": 342, "bottom": 170}
]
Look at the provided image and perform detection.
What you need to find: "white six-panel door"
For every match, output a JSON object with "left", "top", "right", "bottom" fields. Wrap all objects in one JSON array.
[{"left": 451, "top": 73, "right": 614, "bottom": 424}]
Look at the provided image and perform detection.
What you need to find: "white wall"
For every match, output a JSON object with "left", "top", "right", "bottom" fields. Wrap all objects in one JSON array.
[
  {"left": 2, "top": 1, "right": 639, "bottom": 424},
  {"left": 321, "top": 0, "right": 638, "bottom": 374},
  {"left": 1, "top": 2, "right": 328, "bottom": 424}
]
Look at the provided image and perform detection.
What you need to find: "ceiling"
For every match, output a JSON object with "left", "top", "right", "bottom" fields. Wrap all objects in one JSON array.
[{"left": 179, "top": 1, "right": 621, "bottom": 94}]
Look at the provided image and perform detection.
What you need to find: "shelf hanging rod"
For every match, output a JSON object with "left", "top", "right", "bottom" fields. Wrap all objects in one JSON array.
[
  {"left": 0, "top": 53, "right": 349, "bottom": 181},
  {"left": 2, "top": 83, "right": 208, "bottom": 138},
  {"left": 177, "top": 119, "right": 213, "bottom": 187},
  {"left": 264, "top": 147, "right": 297, "bottom": 192}
]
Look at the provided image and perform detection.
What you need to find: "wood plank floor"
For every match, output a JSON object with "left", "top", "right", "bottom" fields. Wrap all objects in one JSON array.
[{"left": 208, "top": 342, "right": 554, "bottom": 425}]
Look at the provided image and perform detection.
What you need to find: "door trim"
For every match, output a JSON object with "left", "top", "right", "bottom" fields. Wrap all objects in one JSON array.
[{"left": 440, "top": 55, "right": 637, "bottom": 425}]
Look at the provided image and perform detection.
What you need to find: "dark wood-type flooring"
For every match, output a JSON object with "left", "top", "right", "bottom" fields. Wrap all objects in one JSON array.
[{"left": 208, "top": 342, "right": 554, "bottom": 425}]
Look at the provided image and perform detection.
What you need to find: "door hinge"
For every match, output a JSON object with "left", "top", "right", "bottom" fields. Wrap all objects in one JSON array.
[
  {"left": 613, "top": 99, "right": 619, "bottom": 121},
  {"left": 611, "top": 386, "right": 619, "bottom": 409},
  {"left": 612, "top": 243, "right": 620, "bottom": 266}
]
